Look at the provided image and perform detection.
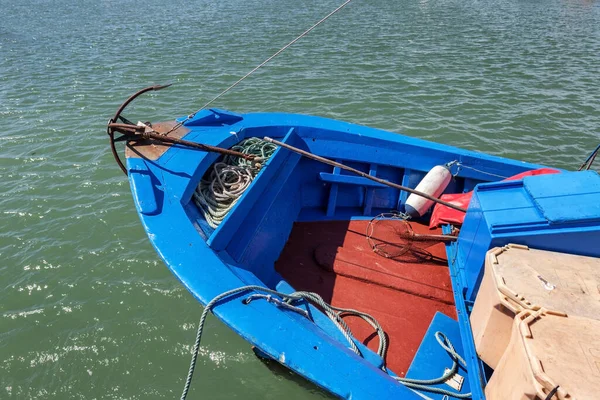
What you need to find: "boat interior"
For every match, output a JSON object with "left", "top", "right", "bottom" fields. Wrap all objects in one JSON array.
[
  {"left": 274, "top": 219, "right": 454, "bottom": 376},
  {"left": 184, "top": 127, "right": 501, "bottom": 379},
  {"left": 122, "top": 110, "right": 600, "bottom": 399}
]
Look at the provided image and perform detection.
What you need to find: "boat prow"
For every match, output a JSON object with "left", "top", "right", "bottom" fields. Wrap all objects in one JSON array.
[{"left": 109, "top": 106, "right": 600, "bottom": 399}]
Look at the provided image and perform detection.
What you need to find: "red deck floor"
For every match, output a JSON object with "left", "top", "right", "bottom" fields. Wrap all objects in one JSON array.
[{"left": 274, "top": 220, "right": 456, "bottom": 376}]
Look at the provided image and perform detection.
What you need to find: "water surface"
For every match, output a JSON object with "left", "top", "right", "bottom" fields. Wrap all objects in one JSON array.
[{"left": 1, "top": 0, "right": 599, "bottom": 398}]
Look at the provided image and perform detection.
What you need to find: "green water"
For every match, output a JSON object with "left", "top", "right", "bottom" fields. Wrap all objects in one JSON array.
[{"left": 1, "top": 0, "right": 599, "bottom": 398}]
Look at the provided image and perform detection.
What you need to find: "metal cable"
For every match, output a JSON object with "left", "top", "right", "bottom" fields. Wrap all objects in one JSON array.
[
  {"left": 449, "top": 160, "right": 508, "bottom": 179},
  {"left": 161, "top": 0, "right": 353, "bottom": 137}
]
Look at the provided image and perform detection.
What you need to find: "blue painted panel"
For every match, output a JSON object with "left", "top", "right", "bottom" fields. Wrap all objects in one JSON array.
[
  {"left": 302, "top": 137, "right": 540, "bottom": 183},
  {"left": 325, "top": 165, "right": 341, "bottom": 217},
  {"left": 128, "top": 163, "right": 161, "bottom": 215},
  {"left": 335, "top": 184, "right": 366, "bottom": 208},
  {"left": 444, "top": 174, "right": 463, "bottom": 197},
  {"left": 184, "top": 108, "right": 243, "bottom": 126},
  {"left": 463, "top": 178, "right": 482, "bottom": 193},
  {"left": 523, "top": 171, "right": 600, "bottom": 224},
  {"left": 406, "top": 312, "right": 472, "bottom": 400},
  {"left": 274, "top": 280, "right": 385, "bottom": 371},
  {"left": 319, "top": 172, "right": 388, "bottom": 188},
  {"left": 524, "top": 170, "right": 600, "bottom": 197},
  {"left": 490, "top": 228, "right": 600, "bottom": 258},
  {"left": 300, "top": 162, "right": 331, "bottom": 208},
  {"left": 477, "top": 183, "right": 534, "bottom": 211},
  {"left": 207, "top": 128, "right": 299, "bottom": 251},
  {"left": 224, "top": 157, "right": 304, "bottom": 285},
  {"left": 235, "top": 166, "right": 303, "bottom": 287},
  {"left": 445, "top": 240, "right": 486, "bottom": 400},
  {"left": 363, "top": 164, "right": 378, "bottom": 215},
  {"left": 534, "top": 193, "right": 600, "bottom": 224},
  {"left": 398, "top": 169, "right": 414, "bottom": 209},
  {"left": 485, "top": 208, "right": 546, "bottom": 231}
]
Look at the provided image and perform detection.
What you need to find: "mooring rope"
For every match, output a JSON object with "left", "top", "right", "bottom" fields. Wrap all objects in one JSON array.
[
  {"left": 180, "top": 285, "right": 386, "bottom": 400},
  {"left": 447, "top": 160, "right": 508, "bottom": 179},
  {"left": 180, "top": 284, "right": 469, "bottom": 399},
  {"left": 193, "top": 138, "right": 275, "bottom": 229},
  {"left": 284, "top": 290, "right": 388, "bottom": 359}
]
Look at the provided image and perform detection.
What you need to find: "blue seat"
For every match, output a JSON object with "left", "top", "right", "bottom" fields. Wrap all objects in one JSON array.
[{"left": 405, "top": 312, "right": 471, "bottom": 400}]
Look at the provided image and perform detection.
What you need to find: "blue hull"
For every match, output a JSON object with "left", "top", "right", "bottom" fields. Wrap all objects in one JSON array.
[{"left": 123, "top": 109, "right": 600, "bottom": 399}]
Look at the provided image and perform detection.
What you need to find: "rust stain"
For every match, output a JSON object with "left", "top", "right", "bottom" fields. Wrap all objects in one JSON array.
[{"left": 125, "top": 120, "right": 190, "bottom": 160}]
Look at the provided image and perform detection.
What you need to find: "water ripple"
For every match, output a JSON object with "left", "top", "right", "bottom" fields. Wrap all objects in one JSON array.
[{"left": 1, "top": 0, "right": 599, "bottom": 398}]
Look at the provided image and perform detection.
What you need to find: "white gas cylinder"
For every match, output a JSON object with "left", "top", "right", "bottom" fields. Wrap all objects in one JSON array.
[{"left": 405, "top": 165, "right": 452, "bottom": 218}]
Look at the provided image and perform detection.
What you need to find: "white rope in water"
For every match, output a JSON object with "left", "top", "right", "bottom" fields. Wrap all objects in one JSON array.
[{"left": 193, "top": 138, "right": 277, "bottom": 228}]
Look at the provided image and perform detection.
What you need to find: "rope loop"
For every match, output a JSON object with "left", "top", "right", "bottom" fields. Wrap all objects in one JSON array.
[
  {"left": 395, "top": 331, "right": 472, "bottom": 398},
  {"left": 180, "top": 285, "right": 471, "bottom": 400},
  {"left": 193, "top": 138, "right": 275, "bottom": 228}
]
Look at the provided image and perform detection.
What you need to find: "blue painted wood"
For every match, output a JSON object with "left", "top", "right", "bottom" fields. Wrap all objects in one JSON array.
[
  {"left": 325, "top": 165, "right": 341, "bottom": 217},
  {"left": 274, "top": 280, "right": 385, "bottom": 370},
  {"left": 129, "top": 165, "right": 160, "bottom": 215},
  {"left": 363, "top": 164, "right": 378, "bottom": 215},
  {"left": 123, "top": 110, "right": 576, "bottom": 400},
  {"left": 463, "top": 177, "right": 482, "bottom": 193},
  {"left": 398, "top": 168, "right": 413, "bottom": 210},
  {"left": 232, "top": 154, "right": 303, "bottom": 287},
  {"left": 185, "top": 108, "right": 244, "bottom": 126},
  {"left": 319, "top": 171, "right": 387, "bottom": 188},
  {"left": 406, "top": 312, "right": 472, "bottom": 400},
  {"left": 207, "top": 128, "right": 298, "bottom": 251},
  {"left": 445, "top": 237, "right": 486, "bottom": 400},
  {"left": 524, "top": 171, "right": 600, "bottom": 224}
]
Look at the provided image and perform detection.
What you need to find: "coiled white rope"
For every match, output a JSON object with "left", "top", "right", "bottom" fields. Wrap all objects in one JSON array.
[{"left": 193, "top": 138, "right": 276, "bottom": 228}]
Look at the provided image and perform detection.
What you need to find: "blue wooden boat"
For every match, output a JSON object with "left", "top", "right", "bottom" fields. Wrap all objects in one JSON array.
[{"left": 107, "top": 91, "right": 600, "bottom": 399}]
